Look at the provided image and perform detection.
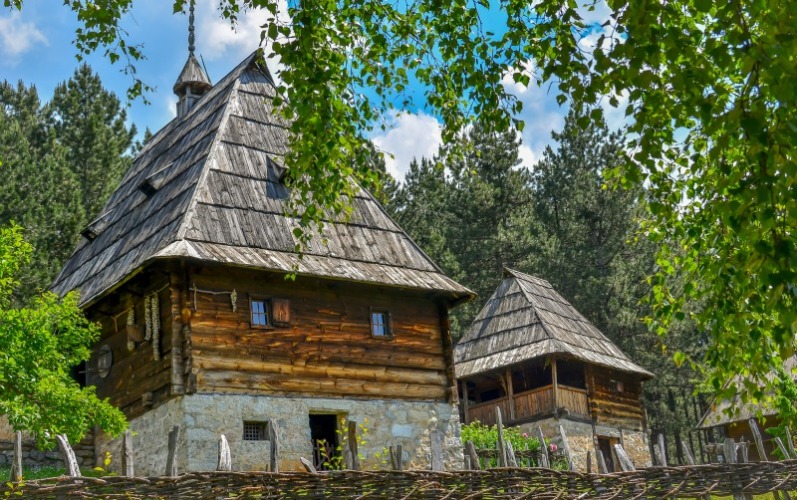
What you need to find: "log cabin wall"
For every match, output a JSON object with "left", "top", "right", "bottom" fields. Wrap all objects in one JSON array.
[
  {"left": 85, "top": 262, "right": 178, "bottom": 419},
  {"left": 587, "top": 365, "right": 645, "bottom": 430},
  {"left": 187, "top": 264, "right": 451, "bottom": 402}
]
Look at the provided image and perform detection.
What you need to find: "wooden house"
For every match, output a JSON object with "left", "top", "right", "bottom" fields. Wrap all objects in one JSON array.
[
  {"left": 454, "top": 269, "right": 653, "bottom": 471},
  {"left": 697, "top": 356, "right": 796, "bottom": 462},
  {"left": 51, "top": 49, "right": 473, "bottom": 474}
]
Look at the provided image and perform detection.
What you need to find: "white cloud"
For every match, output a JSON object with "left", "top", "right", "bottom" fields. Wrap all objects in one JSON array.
[
  {"left": 371, "top": 111, "right": 443, "bottom": 181},
  {"left": 197, "top": 0, "right": 288, "bottom": 62},
  {"left": 0, "top": 12, "right": 47, "bottom": 62},
  {"left": 518, "top": 144, "right": 538, "bottom": 170}
]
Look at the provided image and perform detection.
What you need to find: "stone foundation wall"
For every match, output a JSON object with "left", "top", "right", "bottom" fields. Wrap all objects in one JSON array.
[
  {"left": 517, "top": 418, "right": 652, "bottom": 472},
  {"left": 0, "top": 416, "right": 94, "bottom": 470},
  {"left": 97, "top": 394, "right": 463, "bottom": 476}
]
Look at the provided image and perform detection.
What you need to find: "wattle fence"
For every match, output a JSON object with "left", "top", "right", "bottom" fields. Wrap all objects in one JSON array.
[{"left": 4, "top": 461, "right": 797, "bottom": 499}]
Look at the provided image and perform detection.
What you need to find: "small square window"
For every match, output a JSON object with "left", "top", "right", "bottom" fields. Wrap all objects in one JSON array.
[
  {"left": 251, "top": 299, "right": 270, "bottom": 327},
  {"left": 243, "top": 421, "right": 268, "bottom": 441},
  {"left": 370, "top": 310, "right": 391, "bottom": 338}
]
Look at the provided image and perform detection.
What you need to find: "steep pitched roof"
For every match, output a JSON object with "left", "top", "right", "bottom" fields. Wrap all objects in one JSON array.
[
  {"left": 454, "top": 268, "right": 652, "bottom": 379},
  {"left": 52, "top": 51, "right": 473, "bottom": 306},
  {"left": 696, "top": 355, "right": 797, "bottom": 429}
]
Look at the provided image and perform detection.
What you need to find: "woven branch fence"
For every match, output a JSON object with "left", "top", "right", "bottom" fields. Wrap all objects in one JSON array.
[{"left": 4, "top": 460, "right": 797, "bottom": 499}]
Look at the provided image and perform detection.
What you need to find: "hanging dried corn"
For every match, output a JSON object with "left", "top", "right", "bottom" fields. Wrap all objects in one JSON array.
[{"left": 126, "top": 308, "right": 135, "bottom": 351}]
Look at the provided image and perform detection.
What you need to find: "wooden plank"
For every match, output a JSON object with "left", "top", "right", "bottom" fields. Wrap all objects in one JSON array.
[
  {"left": 348, "top": 420, "right": 359, "bottom": 471},
  {"left": 217, "top": 434, "right": 232, "bottom": 471},
  {"left": 56, "top": 434, "right": 81, "bottom": 477},
  {"left": 775, "top": 437, "right": 791, "bottom": 461},
  {"left": 657, "top": 433, "right": 668, "bottom": 466},
  {"left": 166, "top": 425, "right": 180, "bottom": 477},
  {"left": 505, "top": 368, "right": 515, "bottom": 421},
  {"left": 681, "top": 439, "right": 696, "bottom": 466},
  {"left": 536, "top": 426, "right": 549, "bottom": 468},
  {"left": 299, "top": 457, "right": 317, "bottom": 473},
  {"left": 9, "top": 431, "right": 22, "bottom": 482},
  {"left": 559, "top": 424, "right": 574, "bottom": 471},
  {"left": 506, "top": 440, "right": 518, "bottom": 468},
  {"left": 122, "top": 429, "right": 135, "bottom": 476},
  {"left": 596, "top": 448, "right": 608, "bottom": 474},
  {"left": 613, "top": 444, "right": 635, "bottom": 471},
  {"left": 786, "top": 427, "right": 797, "bottom": 459},
  {"left": 268, "top": 420, "right": 279, "bottom": 473},
  {"left": 496, "top": 406, "right": 507, "bottom": 467},
  {"left": 465, "top": 441, "right": 480, "bottom": 470},
  {"left": 431, "top": 430, "right": 444, "bottom": 471}
]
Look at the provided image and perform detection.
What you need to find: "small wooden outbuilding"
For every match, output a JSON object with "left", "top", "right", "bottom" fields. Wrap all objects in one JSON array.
[{"left": 454, "top": 268, "right": 653, "bottom": 471}]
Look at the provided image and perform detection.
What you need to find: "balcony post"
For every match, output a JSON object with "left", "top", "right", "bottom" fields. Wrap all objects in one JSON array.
[
  {"left": 505, "top": 368, "right": 516, "bottom": 421},
  {"left": 551, "top": 356, "right": 559, "bottom": 415},
  {"left": 461, "top": 379, "right": 470, "bottom": 424}
]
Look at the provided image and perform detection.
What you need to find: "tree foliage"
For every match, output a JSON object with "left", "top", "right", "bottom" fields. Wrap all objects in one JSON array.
[
  {"left": 9, "top": 0, "right": 796, "bottom": 405},
  {"left": 0, "top": 225, "right": 126, "bottom": 446},
  {"left": 0, "top": 66, "right": 134, "bottom": 302}
]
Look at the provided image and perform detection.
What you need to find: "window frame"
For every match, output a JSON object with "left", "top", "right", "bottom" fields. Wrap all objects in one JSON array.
[
  {"left": 249, "top": 295, "right": 273, "bottom": 329},
  {"left": 369, "top": 308, "right": 393, "bottom": 339},
  {"left": 242, "top": 420, "right": 269, "bottom": 442}
]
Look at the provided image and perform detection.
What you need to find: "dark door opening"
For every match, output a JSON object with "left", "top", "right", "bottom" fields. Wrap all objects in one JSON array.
[
  {"left": 597, "top": 437, "right": 618, "bottom": 472},
  {"left": 310, "top": 414, "right": 340, "bottom": 470}
]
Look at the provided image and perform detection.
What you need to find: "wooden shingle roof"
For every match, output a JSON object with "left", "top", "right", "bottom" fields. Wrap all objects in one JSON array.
[
  {"left": 52, "top": 51, "right": 473, "bottom": 306},
  {"left": 454, "top": 268, "right": 652, "bottom": 379}
]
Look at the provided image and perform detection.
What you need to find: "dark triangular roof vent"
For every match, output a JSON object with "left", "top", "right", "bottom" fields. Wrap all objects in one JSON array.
[{"left": 81, "top": 210, "right": 113, "bottom": 241}]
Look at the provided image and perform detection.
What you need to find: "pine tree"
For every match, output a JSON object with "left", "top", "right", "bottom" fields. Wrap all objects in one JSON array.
[{"left": 48, "top": 64, "right": 136, "bottom": 222}]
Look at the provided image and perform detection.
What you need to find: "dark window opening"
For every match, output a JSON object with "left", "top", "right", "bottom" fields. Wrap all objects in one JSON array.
[
  {"left": 243, "top": 421, "right": 268, "bottom": 441},
  {"left": 251, "top": 299, "right": 270, "bottom": 327},
  {"left": 70, "top": 361, "right": 87, "bottom": 388},
  {"left": 598, "top": 436, "right": 618, "bottom": 472},
  {"left": 557, "top": 362, "right": 586, "bottom": 389},
  {"left": 310, "top": 414, "right": 340, "bottom": 470},
  {"left": 370, "top": 310, "right": 391, "bottom": 337},
  {"left": 512, "top": 362, "right": 553, "bottom": 393},
  {"left": 479, "top": 388, "right": 502, "bottom": 402}
]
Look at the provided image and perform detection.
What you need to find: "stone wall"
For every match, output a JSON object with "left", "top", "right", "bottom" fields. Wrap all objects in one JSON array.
[
  {"left": 0, "top": 416, "right": 94, "bottom": 470},
  {"left": 97, "top": 394, "right": 463, "bottom": 476},
  {"left": 517, "top": 417, "right": 652, "bottom": 472}
]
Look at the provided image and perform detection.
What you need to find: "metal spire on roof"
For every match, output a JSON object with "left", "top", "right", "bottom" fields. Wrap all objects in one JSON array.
[{"left": 188, "top": 0, "right": 196, "bottom": 56}]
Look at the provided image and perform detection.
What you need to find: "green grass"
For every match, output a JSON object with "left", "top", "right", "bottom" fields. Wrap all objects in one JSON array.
[{"left": 0, "top": 465, "right": 108, "bottom": 481}]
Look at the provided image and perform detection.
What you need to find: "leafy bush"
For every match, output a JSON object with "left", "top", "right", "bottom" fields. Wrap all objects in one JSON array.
[{"left": 461, "top": 420, "right": 569, "bottom": 469}]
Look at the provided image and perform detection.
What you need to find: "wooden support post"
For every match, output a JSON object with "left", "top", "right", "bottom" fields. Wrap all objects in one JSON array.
[
  {"left": 738, "top": 439, "right": 750, "bottom": 464},
  {"left": 217, "top": 434, "right": 232, "bottom": 472},
  {"left": 775, "top": 437, "right": 791, "bottom": 461},
  {"left": 166, "top": 425, "right": 180, "bottom": 477},
  {"left": 461, "top": 379, "right": 470, "bottom": 425},
  {"left": 558, "top": 424, "right": 574, "bottom": 471},
  {"left": 657, "top": 433, "right": 668, "bottom": 466},
  {"left": 681, "top": 439, "right": 696, "bottom": 465},
  {"left": 505, "top": 368, "right": 516, "bottom": 421},
  {"left": 536, "top": 426, "right": 549, "bottom": 468},
  {"left": 496, "top": 406, "right": 507, "bottom": 467},
  {"left": 586, "top": 451, "right": 592, "bottom": 474},
  {"left": 748, "top": 419, "right": 768, "bottom": 462},
  {"left": 785, "top": 428, "right": 797, "bottom": 459},
  {"left": 299, "top": 457, "right": 317, "bottom": 473},
  {"left": 431, "top": 430, "right": 444, "bottom": 471},
  {"left": 122, "top": 429, "right": 135, "bottom": 477},
  {"left": 723, "top": 438, "right": 746, "bottom": 500},
  {"left": 56, "top": 434, "right": 81, "bottom": 477},
  {"left": 9, "top": 431, "right": 22, "bottom": 482},
  {"left": 506, "top": 440, "right": 518, "bottom": 468},
  {"left": 465, "top": 441, "right": 480, "bottom": 470},
  {"left": 551, "top": 357, "right": 559, "bottom": 414},
  {"left": 653, "top": 443, "right": 665, "bottom": 466},
  {"left": 613, "top": 444, "right": 635, "bottom": 471},
  {"left": 395, "top": 444, "right": 403, "bottom": 471},
  {"left": 596, "top": 448, "right": 608, "bottom": 474},
  {"left": 348, "top": 420, "right": 360, "bottom": 471},
  {"left": 268, "top": 420, "right": 279, "bottom": 473}
]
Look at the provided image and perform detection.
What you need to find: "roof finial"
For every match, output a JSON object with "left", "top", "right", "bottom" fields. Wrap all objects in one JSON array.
[{"left": 188, "top": 0, "right": 196, "bottom": 56}]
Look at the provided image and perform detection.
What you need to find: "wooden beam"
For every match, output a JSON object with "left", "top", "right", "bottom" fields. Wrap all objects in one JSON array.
[
  {"left": 56, "top": 434, "right": 81, "bottom": 477},
  {"left": 122, "top": 429, "right": 135, "bottom": 476},
  {"left": 9, "top": 431, "right": 22, "bottom": 482},
  {"left": 462, "top": 379, "right": 470, "bottom": 425},
  {"left": 217, "top": 434, "right": 232, "bottom": 472},
  {"left": 613, "top": 444, "right": 635, "bottom": 471},
  {"left": 552, "top": 357, "right": 559, "bottom": 414},
  {"left": 166, "top": 425, "right": 180, "bottom": 477},
  {"left": 505, "top": 368, "right": 516, "bottom": 421}
]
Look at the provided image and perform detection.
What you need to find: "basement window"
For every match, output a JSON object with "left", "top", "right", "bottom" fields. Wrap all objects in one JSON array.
[
  {"left": 370, "top": 309, "right": 392, "bottom": 338},
  {"left": 243, "top": 421, "right": 268, "bottom": 441}
]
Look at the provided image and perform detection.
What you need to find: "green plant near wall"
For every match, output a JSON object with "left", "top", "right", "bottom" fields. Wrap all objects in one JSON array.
[{"left": 461, "top": 421, "right": 570, "bottom": 470}]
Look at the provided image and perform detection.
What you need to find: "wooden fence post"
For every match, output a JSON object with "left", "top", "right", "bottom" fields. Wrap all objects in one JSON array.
[
  {"left": 536, "top": 427, "right": 549, "bottom": 468},
  {"left": 9, "top": 431, "right": 22, "bottom": 482},
  {"left": 681, "top": 439, "right": 696, "bottom": 465},
  {"left": 348, "top": 420, "right": 360, "bottom": 471},
  {"left": 268, "top": 420, "right": 279, "bottom": 473},
  {"left": 496, "top": 407, "right": 507, "bottom": 467},
  {"left": 613, "top": 444, "right": 635, "bottom": 472},
  {"left": 596, "top": 448, "right": 608, "bottom": 474},
  {"left": 558, "top": 424, "right": 574, "bottom": 471},
  {"left": 166, "top": 425, "right": 180, "bottom": 477},
  {"left": 775, "top": 437, "right": 791, "bottom": 461},
  {"left": 506, "top": 440, "right": 518, "bottom": 468},
  {"left": 657, "top": 433, "right": 668, "bottom": 466},
  {"left": 586, "top": 451, "right": 592, "bottom": 474},
  {"left": 465, "top": 441, "right": 480, "bottom": 470},
  {"left": 299, "top": 457, "right": 317, "bottom": 473},
  {"left": 390, "top": 445, "right": 404, "bottom": 471},
  {"left": 785, "top": 428, "right": 797, "bottom": 459},
  {"left": 217, "top": 434, "right": 232, "bottom": 472},
  {"left": 56, "top": 434, "right": 81, "bottom": 477},
  {"left": 653, "top": 443, "right": 666, "bottom": 466},
  {"left": 431, "top": 430, "right": 444, "bottom": 471},
  {"left": 122, "top": 429, "right": 135, "bottom": 477}
]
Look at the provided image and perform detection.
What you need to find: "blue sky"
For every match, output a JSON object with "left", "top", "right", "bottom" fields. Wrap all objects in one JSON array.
[{"left": 0, "top": 1, "right": 622, "bottom": 181}]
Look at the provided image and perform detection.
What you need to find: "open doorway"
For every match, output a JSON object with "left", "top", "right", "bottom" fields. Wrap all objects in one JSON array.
[
  {"left": 310, "top": 414, "right": 340, "bottom": 470},
  {"left": 597, "top": 436, "right": 619, "bottom": 472}
]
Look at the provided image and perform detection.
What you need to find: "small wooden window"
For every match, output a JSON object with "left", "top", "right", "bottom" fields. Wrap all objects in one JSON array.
[
  {"left": 250, "top": 298, "right": 270, "bottom": 327},
  {"left": 370, "top": 309, "right": 391, "bottom": 338},
  {"left": 243, "top": 421, "right": 268, "bottom": 441}
]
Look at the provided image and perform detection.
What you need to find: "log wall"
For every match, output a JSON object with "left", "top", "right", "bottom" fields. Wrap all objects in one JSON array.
[
  {"left": 586, "top": 366, "right": 645, "bottom": 430},
  {"left": 187, "top": 265, "right": 451, "bottom": 401},
  {"left": 86, "top": 262, "right": 178, "bottom": 419}
]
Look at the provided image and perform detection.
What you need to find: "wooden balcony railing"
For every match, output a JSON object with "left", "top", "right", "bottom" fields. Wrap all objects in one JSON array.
[{"left": 466, "top": 385, "right": 589, "bottom": 425}]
